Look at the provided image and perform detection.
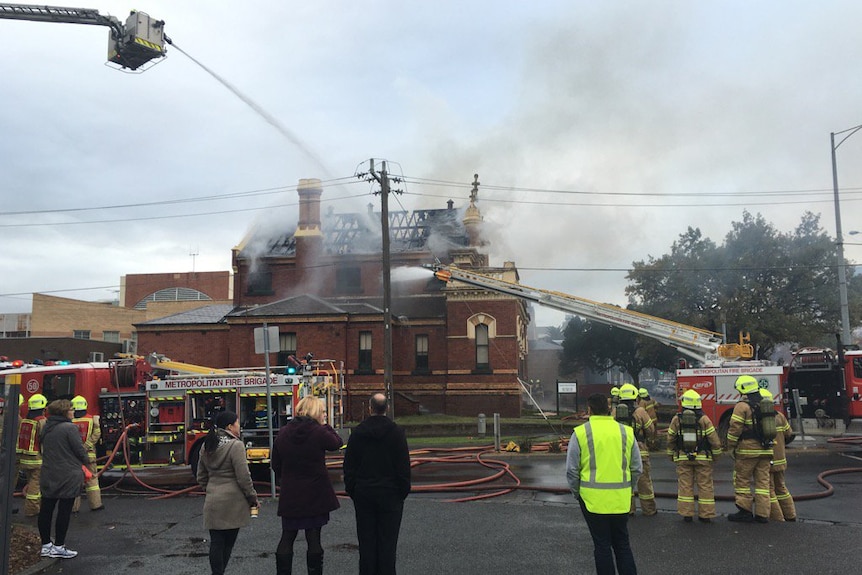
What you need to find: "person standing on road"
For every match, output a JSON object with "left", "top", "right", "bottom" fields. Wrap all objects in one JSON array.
[
  {"left": 38, "top": 399, "right": 89, "bottom": 560},
  {"left": 617, "top": 384, "right": 656, "bottom": 517},
  {"left": 760, "top": 389, "right": 797, "bottom": 522},
  {"left": 567, "top": 392, "right": 642, "bottom": 575},
  {"left": 197, "top": 410, "right": 259, "bottom": 575},
  {"left": 343, "top": 393, "right": 412, "bottom": 575},
  {"left": 271, "top": 396, "right": 342, "bottom": 575},
  {"left": 17, "top": 393, "right": 48, "bottom": 517},
  {"left": 71, "top": 395, "right": 104, "bottom": 512},
  {"left": 726, "top": 375, "right": 773, "bottom": 523},
  {"left": 666, "top": 389, "right": 722, "bottom": 522}
]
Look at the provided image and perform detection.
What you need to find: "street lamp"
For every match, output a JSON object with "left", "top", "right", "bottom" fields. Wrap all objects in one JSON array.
[{"left": 831, "top": 125, "right": 862, "bottom": 347}]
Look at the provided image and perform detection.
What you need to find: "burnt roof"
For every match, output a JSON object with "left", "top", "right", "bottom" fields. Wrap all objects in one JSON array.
[{"left": 240, "top": 207, "right": 470, "bottom": 259}]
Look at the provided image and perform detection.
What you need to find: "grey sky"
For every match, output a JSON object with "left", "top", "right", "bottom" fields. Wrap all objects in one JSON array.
[{"left": 2, "top": 1, "right": 862, "bottom": 328}]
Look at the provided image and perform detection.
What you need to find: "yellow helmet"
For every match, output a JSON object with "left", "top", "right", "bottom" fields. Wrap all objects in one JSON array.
[
  {"left": 19, "top": 394, "right": 24, "bottom": 407},
  {"left": 610, "top": 386, "right": 620, "bottom": 397},
  {"left": 71, "top": 395, "right": 88, "bottom": 411},
  {"left": 680, "top": 389, "right": 702, "bottom": 409},
  {"left": 638, "top": 388, "right": 649, "bottom": 399},
  {"left": 28, "top": 393, "right": 47, "bottom": 410},
  {"left": 735, "top": 375, "right": 759, "bottom": 395},
  {"left": 759, "top": 388, "right": 773, "bottom": 402},
  {"left": 619, "top": 383, "right": 639, "bottom": 401}
]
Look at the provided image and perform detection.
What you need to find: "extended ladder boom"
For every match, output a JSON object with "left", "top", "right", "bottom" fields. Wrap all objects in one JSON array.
[
  {"left": 429, "top": 264, "right": 726, "bottom": 364},
  {"left": 0, "top": 4, "right": 123, "bottom": 36}
]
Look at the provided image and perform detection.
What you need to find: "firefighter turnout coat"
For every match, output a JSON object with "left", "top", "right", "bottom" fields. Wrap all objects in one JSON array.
[
  {"left": 667, "top": 411, "right": 722, "bottom": 519},
  {"left": 72, "top": 413, "right": 103, "bottom": 511},
  {"left": 16, "top": 412, "right": 46, "bottom": 516},
  {"left": 726, "top": 398, "right": 773, "bottom": 518},
  {"left": 769, "top": 411, "right": 796, "bottom": 521}
]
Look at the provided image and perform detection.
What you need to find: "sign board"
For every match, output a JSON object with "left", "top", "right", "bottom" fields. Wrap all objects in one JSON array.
[
  {"left": 254, "top": 326, "right": 280, "bottom": 355},
  {"left": 147, "top": 374, "right": 297, "bottom": 392},
  {"left": 557, "top": 382, "right": 578, "bottom": 394}
]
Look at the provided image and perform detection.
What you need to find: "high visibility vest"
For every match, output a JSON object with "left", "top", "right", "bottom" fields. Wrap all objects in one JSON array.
[
  {"left": 574, "top": 415, "right": 636, "bottom": 514},
  {"left": 16, "top": 416, "right": 46, "bottom": 455}
]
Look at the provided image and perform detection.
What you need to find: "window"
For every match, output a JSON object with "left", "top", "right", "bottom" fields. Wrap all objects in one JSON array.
[
  {"left": 358, "top": 331, "right": 372, "bottom": 372},
  {"left": 247, "top": 270, "right": 273, "bottom": 295},
  {"left": 43, "top": 372, "right": 76, "bottom": 401},
  {"left": 103, "top": 331, "right": 120, "bottom": 343},
  {"left": 73, "top": 330, "right": 91, "bottom": 340},
  {"left": 475, "top": 324, "right": 489, "bottom": 371},
  {"left": 336, "top": 267, "right": 362, "bottom": 294},
  {"left": 415, "top": 334, "right": 429, "bottom": 372},
  {"left": 276, "top": 332, "right": 298, "bottom": 366}
]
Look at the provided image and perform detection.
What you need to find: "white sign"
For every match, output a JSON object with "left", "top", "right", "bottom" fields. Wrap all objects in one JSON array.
[
  {"left": 558, "top": 382, "right": 578, "bottom": 394},
  {"left": 254, "top": 326, "right": 280, "bottom": 355}
]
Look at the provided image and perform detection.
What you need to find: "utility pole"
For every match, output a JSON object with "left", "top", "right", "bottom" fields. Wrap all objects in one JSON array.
[{"left": 366, "top": 159, "right": 401, "bottom": 418}]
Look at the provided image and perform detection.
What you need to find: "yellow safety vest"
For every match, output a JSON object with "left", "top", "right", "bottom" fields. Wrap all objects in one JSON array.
[{"left": 574, "top": 415, "right": 636, "bottom": 514}]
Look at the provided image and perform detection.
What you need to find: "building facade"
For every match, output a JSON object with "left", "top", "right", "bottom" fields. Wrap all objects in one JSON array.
[{"left": 136, "top": 178, "right": 529, "bottom": 419}]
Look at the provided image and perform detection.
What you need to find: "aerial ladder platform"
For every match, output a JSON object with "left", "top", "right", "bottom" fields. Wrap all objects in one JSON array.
[{"left": 429, "top": 264, "right": 754, "bottom": 365}]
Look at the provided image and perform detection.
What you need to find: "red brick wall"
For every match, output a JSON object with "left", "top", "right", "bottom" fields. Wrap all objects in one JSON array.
[
  {"left": 136, "top": 326, "right": 231, "bottom": 368},
  {"left": 123, "top": 272, "right": 230, "bottom": 309}
]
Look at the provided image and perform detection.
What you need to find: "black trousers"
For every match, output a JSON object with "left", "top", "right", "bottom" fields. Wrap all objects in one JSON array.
[
  {"left": 352, "top": 491, "right": 404, "bottom": 575},
  {"left": 38, "top": 497, "right": 74, "bottom": 546},
  {"left": 208, "top": 528, "right": 239, "bottom": 575},
  {"left": 579, "top": 500, "right": 637, "bottom": 575}
]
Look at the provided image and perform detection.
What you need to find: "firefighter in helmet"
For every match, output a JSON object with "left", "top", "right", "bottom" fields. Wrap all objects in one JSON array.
[
  {"left": 71, "top": 395, "right": 104, "bottom": 512},
  {"left": 17, "top": 393, "right": 48, "bottom": 516},
  {"left": 760, "top": 389, "right": 796, "bottom": 522},
  {"left": 638, "top": 387, "right": 659, "bottom": 450},
  {"left": 726, "top": 375, "right": 773, "bottom": 523},
  {"left": 618, "top": 383, "right": 657, "bottom": 516},
  {"left": 608, "top": 386, "right": 620, "bottom": 417},
  {"left": 667, "top": 389, "right": 722, "bottom": 522}
]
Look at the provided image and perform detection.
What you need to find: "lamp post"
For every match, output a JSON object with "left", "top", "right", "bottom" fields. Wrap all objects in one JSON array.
[{"left": 831, "top": 125, "right": 862, "bottom": 347}]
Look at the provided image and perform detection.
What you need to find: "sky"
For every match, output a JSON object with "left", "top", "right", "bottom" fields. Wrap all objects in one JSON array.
[{"left": 3, "top": 1, "right": 862, "bottom": 329}]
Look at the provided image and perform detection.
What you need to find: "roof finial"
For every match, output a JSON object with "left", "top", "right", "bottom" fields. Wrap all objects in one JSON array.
[{"left": 470, "top": 173, "right": 480, "bottom": 205}]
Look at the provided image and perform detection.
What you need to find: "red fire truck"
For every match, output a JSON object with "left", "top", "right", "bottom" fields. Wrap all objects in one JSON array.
[
  {"left": 785, "top": 346, "right": 862, "bottom": 429},
  {"left": 1, "top": 354, "right": 343, "bottom": 475},
  {"left": 676, "top": 362, "right": 787, "bottom": 438}
]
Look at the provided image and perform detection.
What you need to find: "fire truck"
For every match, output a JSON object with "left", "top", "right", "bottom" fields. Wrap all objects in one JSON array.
[
  {"left": 1, "top": 353, "right": 344, "bottom": 475},
  {"left": 429, "top": 264, "right": 785, "bottom": 433},
  {"left": 784, "top": 346, "right": 862, "bottom": 430}
]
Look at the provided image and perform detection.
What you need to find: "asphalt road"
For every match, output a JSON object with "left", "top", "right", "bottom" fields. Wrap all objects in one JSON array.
[{"left": 14, "top": 437, "right": 862, "bottom": 575}]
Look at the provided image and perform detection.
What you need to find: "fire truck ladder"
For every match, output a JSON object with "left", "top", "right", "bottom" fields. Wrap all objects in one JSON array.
[
  {"left": 0, "top": 3, "right": 124, "bottom": 37},
  {"left": 429, "top": 264, "right": 735, "bottom": 365},
  {"left": 146, "top": 353, "right": 229, "bottom": 375}
]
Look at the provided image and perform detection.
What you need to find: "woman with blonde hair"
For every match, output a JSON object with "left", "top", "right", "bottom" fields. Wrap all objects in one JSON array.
[{"left": 271, "top": 396, "right": 342, "bottom": 575}]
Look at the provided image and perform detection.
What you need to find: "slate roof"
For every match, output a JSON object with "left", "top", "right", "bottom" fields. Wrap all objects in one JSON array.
[
  {"left": 136, "top": 304, "right": 236, "bottom": 326},
  {"left": 228, "top": 294, "right": 346, "bottom": 317}
]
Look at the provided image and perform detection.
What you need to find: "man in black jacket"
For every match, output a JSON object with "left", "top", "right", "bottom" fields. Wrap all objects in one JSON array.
[{"left": 343, "top": 393, "right": 411, "bottom": 575}]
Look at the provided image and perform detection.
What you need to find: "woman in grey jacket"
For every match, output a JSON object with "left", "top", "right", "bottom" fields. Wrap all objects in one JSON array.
[
  {"left": 197, "top": 411, "right": 259, "bottom": 575},
  {"left": 38, "top": 398, "right": 89, "bottom": 559}
]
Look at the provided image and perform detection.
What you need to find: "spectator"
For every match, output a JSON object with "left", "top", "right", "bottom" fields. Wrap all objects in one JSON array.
[
  {"left": 566, "top": 393, "right": 642, "bottom": 575},
  {"left": 271, "top": 396, "right": 342, "bottom": 575},
  {"left": 197, "top": 411, "right": 259, "bottom": 575},
  {"left": 343, "top": 393, "right": 411, "bottom": 575},
  {"left": 38, "top": 399, "right": 89, "bottom": 559}
]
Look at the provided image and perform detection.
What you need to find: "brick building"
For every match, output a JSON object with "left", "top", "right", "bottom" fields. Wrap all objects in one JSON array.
[{"left": 136, "top": 178, "right": 529, "bottom": 419}]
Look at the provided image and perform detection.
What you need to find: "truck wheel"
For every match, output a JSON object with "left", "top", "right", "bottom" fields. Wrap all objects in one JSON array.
[{"left": 189, "top": 441, "right": 203, "bottom": 479}]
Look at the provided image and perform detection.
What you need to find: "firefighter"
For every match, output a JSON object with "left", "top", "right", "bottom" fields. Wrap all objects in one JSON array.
[
  {"left": 17, "top": 393, "right": 48, "bottom": 516},
  {"left": 760, "top": 389, "right": 796, "bottom": 522},
  {"left": 71, "top": 395, "right": 104, "bottom": 512},
  {"left": 618, "top": 383, "right": 657, "bottom": 516},
  {"left": 608, "top": 386, "right": 620, "bottom": 417},
  {"left": 638, "top": 387, "right": 659, "bottom": 450},
  {"left": 726, "top": 375, "right": 773, "bottom": 523},
  {"left": 667, "top": 389, "right": 722, "bottom": 522}
]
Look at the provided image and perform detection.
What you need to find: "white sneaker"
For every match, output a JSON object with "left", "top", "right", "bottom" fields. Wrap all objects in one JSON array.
[
  {"left": 40, "top": 543, "right": 54, "bottom": 557},
  {"left": 48, "top": 545, "right": 78, "bottom": 559}
]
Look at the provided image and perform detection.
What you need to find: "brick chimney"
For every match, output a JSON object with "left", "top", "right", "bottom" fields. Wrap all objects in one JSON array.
[{"left": 294, "top": 178, "right": 323, "bottom": 270}]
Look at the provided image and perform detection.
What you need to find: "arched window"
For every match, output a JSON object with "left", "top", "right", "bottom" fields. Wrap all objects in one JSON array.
[
  {"left": 134, "top": 287, "right": 213, "bottom": 310},
  {"left": 467, "top": 313, "right": 495, "bottom": 372}
]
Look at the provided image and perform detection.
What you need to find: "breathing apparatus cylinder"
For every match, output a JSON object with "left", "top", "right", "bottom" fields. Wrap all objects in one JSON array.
[{"left": 680, "top": 409, "right": 699, "bottom": 455}]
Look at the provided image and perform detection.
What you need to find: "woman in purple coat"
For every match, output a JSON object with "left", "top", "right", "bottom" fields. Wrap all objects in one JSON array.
[{"left": 271, "top": 396, "right": 342, "bottom": 575}]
